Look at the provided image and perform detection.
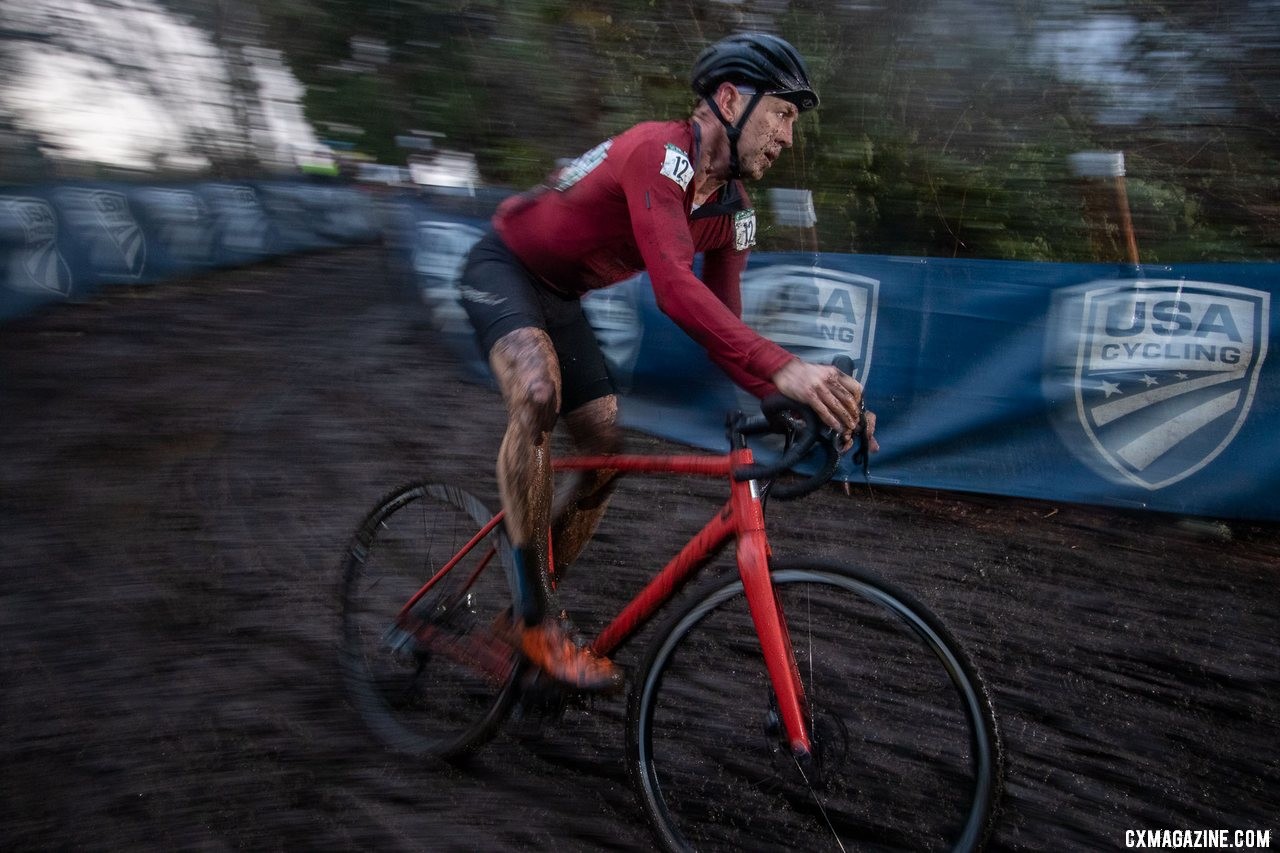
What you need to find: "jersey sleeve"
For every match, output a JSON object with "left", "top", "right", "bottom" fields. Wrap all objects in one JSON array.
[
  {"left": 699, "top": 246, "right": 782, "bottom": 398},
  {"left": 619, "top": 139, "right": 794, "bottom": 396}
]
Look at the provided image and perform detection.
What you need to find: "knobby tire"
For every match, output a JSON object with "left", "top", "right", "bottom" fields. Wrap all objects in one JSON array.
[
  {"left": 340, "top": 482, "right": 523, "bottom": 760},
  {"left": 626, "top": 559, "right": 1003, "bottom": 852}
]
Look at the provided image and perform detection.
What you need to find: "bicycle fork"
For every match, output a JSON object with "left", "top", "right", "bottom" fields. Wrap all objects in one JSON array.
[{"left": 730, "top": 463, "right": 814, "bottom": 762}]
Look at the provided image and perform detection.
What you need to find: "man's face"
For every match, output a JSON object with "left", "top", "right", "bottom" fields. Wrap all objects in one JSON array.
[{"left": 736, "top": 93, "right": 799, "bottom": 181}]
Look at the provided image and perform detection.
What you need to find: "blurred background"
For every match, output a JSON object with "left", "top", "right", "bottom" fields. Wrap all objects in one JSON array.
[{"left": 1, "top": 0, "right": 1277, "bottom": 262}]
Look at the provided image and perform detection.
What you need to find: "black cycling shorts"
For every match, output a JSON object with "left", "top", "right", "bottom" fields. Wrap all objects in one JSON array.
[{"left": 459, "top": 230, "right": 615, "bottom": 414}]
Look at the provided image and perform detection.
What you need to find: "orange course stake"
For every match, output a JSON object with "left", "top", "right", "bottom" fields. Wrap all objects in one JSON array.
[{"left": 1069, "top": 150, "right": 1141, "bottom": 266}]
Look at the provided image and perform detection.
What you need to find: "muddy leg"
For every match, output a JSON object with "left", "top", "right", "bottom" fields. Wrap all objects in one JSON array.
[
  {"left": 489, "top": 327, "right": 561, "bottom": 623},
  {"left": 550, "top": 395, "right": 622, "bottom": 581}
]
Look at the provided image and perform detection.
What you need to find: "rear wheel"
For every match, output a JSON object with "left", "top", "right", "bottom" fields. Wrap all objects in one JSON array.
[
  {"left": 340, "top": 482, "right": 523, "bottom": 759},
  {"left": 627, "top": 559, "right": 1002, "bottom": 851}
]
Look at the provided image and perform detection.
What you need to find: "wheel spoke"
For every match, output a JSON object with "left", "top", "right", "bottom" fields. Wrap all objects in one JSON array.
[
  {"left": 340, "top": 483, "right": 522, "bottom": 759},
  {"left": 627, "top": 561, "right": 1002, "bottom": 852},
  {"left": 790, "top": 754, "right": 848, "bottom": 853}
]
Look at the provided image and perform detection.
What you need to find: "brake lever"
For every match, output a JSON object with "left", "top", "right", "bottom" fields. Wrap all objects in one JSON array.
[
  {"left": 831, "top": 354, "right": 871, "bottom": 484},
  {"left": 851, "top": 397, "right": 870, "bottom": 483}
]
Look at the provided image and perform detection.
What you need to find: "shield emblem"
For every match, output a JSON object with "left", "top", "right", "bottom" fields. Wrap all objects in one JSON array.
[
  {"left": 203, "top": 184, "right": 274, "bottom": 256},
  {"left": 740, "top": 264, "right": 879, "bottom": 384},
  {"left": 412, "top": 220, "right": 484, "bottom": 330},
  {"left": 583, "top": 278, "right": 644, "bottom": 393},
  {"left": 1, "top": 196, "right": 74, "bottom": 297},
  {"left": 89, "top": 190, "right": 147, "bottom": 278},
  {"left": 1069, "top": 280, "right": 1269, "bottom": 489},
  {"left": 52, "top": 188, "right": 147, "bottom": 280},
  {"left": 132, "top": 188, "right": 216, "bottom": 266}
]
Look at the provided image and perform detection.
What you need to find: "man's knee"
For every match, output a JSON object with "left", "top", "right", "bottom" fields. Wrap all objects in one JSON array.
[
  {"left": 565, "top": 395, "right": 622, "bottom": 455},
  {"left": 519, "top": 375, "right": 559, "bottom": 435},
  {"left": 492, "top": 328, "right": 561, "bottom": 435}
]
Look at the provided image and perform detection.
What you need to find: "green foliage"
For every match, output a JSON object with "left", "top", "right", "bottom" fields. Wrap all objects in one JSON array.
[
  {"left": 305, "top": 74, "right": 404, "bottom": 162},
  {"left": 258, "top": 0, "right": 1280, "bottom": 263}
]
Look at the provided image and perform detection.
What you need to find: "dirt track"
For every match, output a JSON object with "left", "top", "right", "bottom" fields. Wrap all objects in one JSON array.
[{"left": 1, "top": 247, "right": 1277, "bottom": 852}]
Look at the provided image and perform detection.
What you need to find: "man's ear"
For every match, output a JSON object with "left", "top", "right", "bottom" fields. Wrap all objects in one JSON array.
[{"left": 712, "top": 81, "right": 741, "bottom": 122}]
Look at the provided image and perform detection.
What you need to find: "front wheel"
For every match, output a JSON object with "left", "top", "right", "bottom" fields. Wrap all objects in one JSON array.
[
  {"left": 626, "top": 559, "right": 1002, "bottom": 852},
  {"left": 340, "top": 482, "right": 523, "bottom": 760}
]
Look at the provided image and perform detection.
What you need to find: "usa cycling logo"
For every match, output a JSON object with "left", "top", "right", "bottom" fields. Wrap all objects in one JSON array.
[
  {"left": 582, "top": 279, "right": 643, "bottom": 393},
  {"left": 91, "top": 190, "right": 146, "bottom": 278},
  {"left": 741, "top": 264, "right": 879, "bottom": 385},
  {"left": 1057, "top": 279, "right": 1269, "bottom": 490},
  {"left": 1, "top": 196, "right": 74, "bottom": 296},
  {"left": 413, "top": 220, "right": 484, "bottom": 330},
  {"left": 54, "top": 188, "right": 147, "bottom": 280},
  {"left": 132, "top": 188, "right": 216, "bottom": 266}
]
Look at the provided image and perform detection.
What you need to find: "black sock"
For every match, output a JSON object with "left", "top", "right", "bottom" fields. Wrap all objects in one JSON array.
[{"left": 511, "top": 546, "right": 544, "bottom": 624}]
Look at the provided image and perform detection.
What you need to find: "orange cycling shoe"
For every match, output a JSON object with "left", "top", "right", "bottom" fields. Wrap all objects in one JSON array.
[{"left": 495, "top": 613, "right": 622, "bottom": 693}]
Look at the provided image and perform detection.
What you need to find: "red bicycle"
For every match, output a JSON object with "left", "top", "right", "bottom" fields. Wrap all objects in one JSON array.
[{"left": 339, "top": 396, "right": 1003, "bottom": 852}]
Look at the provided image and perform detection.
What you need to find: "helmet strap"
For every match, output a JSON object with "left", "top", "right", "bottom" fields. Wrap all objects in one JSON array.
[{"left": 705, "top": 89, "right": 764, "bottom": 179}]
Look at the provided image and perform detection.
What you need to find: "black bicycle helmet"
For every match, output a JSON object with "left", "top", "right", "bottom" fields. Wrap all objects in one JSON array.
[
  {"left": 691, "top": 32, "right": 818, "bottom": 178},
  {"left": 691, "top": 32, "right": 819, "bottom": 112}
]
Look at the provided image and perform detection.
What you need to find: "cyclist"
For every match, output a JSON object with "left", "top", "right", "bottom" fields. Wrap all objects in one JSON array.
[{"left": 459, "top": 32, "right": 877, "bottom": 691}]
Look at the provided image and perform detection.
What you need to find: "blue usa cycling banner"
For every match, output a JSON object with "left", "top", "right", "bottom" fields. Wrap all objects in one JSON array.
[
  {"left": 6, "top": 189, "right": 1274, "bottom": 520},
  {"left": 398, "top": 199, "right": 1278, "bottom": 522}
]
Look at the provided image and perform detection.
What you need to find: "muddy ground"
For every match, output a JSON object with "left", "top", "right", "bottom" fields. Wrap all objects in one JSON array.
[{"left": 1, "top": 247, "right": 1276, "bottom": 852}]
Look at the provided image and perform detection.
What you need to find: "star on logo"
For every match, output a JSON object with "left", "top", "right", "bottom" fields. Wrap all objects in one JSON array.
[
  {"left": 1141, "top": 374, "right": 1159, "bottom": 387},
  {"left": 1100, "top": 380, "right": 1121, "bottom": 397},
  {"left": 1175, "top": 372, "right": 1189, "bottom": 380}
]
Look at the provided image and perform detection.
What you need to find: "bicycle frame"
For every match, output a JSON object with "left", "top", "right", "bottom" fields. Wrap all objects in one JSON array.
[
  {"left": 559, "top": 448, "right": 811, "bottom": 758},
  {"left": 402, "top": 444, "right": 814, "bottom": 759}
]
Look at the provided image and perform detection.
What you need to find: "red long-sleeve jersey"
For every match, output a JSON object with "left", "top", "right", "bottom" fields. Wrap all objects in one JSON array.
[{"left": 493, "top": 120, "right": 793, "bottom": 398}]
